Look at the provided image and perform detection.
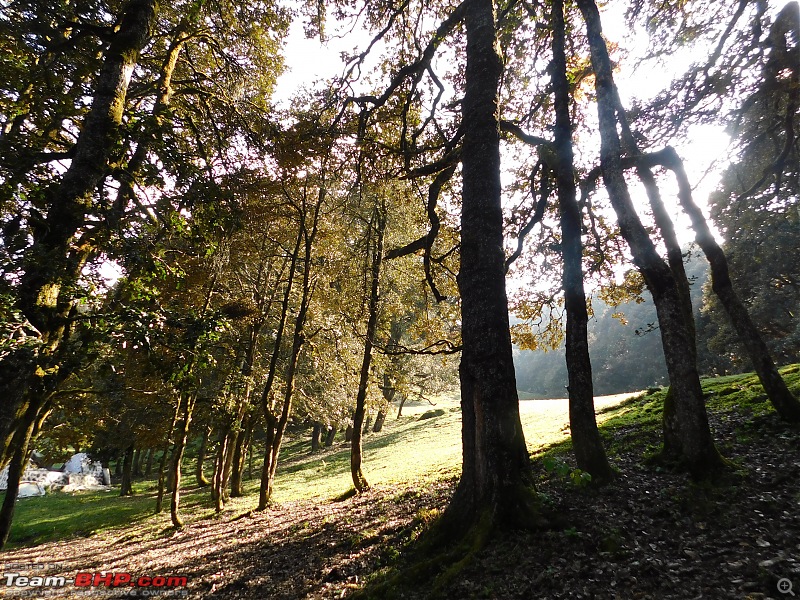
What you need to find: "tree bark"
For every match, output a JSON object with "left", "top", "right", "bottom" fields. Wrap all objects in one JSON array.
[
  {"left": 325, "top": 426, "right": 337, "bottom": 447},
  {"left": 230, "top": 419, "right": 252, "bottom": 498},
  {"left": 551, "top": 0, "right": 614, "bottom": 483},
  {"left": 0, "top": 401, "right": 38, "bottom": 549},
  {"left": 372, "top": 410, "right": 386, "bottom": 433},
  {"left": 144, "top": 448, "right": 154, "bottom": 478},
  {"left": 256, "top": 222, "right": 304, "bottom": 510},
  {"left": 120, "top": 443, "right": 135, "bottom": 496},
  {"left": 211, "top": 431, "right": 229, "bottom": 512},
  {"left": 169, "top": 392, "right": 197, "bottom": 527},
  {"left": 396, "top": 396, "right": 407, "bottom": 419},
  {"left": 155, "top": 441, "right": 170, "bottom": 514},
  {"left": 311, "top": 422, "right": 323, "bottom": 452},
  {"left": 613, "top": 78, "right": 698, "bottom": 457},
  {"left": 351, "top": 206, "right": 385, "bottom": 492},
  {"left": 131, "top": 448, "right": 142, "bottom": 478},
  {"left": 19, "top": 0, "right": 157, "bottom": 336},
  {"left": 258, "top": 414, "right": 277, "bottom": 509},
  {"left": 195, "top": 427, "right": 211, "bottom": 487},
  {"left": 443, "top": 0, "right": 533, "bottom": 530},
  {"left": 577, "top": 0, "right": 725, "bottom": 476}
]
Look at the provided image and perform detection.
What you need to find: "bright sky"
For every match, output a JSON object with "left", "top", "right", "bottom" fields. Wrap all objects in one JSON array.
[{"left": 273, "top": 3, "right": 733, "bottom": 252}]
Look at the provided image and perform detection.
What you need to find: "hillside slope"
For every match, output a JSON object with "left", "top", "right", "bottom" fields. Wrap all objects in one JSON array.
[{"left": 1, "top": 367, "right": 798, "bottom": 599}]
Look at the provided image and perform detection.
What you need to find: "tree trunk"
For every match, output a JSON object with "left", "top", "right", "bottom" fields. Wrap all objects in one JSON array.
[
  {"left": 612, "top": 72, "right": 698, "bottom": 458},
  {"left": 372, "top": 410, "right": 386, "bottom": 433},
  {"left": 144, "top": 448, "right": 154, "bottom": 478},
  {"left": 1, "top": 0, "right": 158, "bottom": 544},
  {"left": 169, "top": 393, "right": 196, "bottom": 527},
  {"left": 211, "top": 431, "right": 229, "bottom": 512},
  {"left": 655, "top": 147, "right": 800, "bottom": 422},
  {"left": 258, "top": 414, "right": 277, "bottom": 510},
  {"left": 155, "top": 440, "right": 170, "bottom": 514},
  {"left": 351, "top": 207, "right": 385, "bottom": 492},
  {"left": 256, "top": 225, "right": 304, "bottom": 511},
  {"left": 0, "top": 401, "right": 37, "bottom": 549},
  {"left": 443, "top": 0, "right": 534, "bottom": 530},
  {"left": 120, "top": 443, "right": 135, "bottom": 496},
  {"left": 551, "top": 0, "right": 614, "bottom": 483},
  {"left": 345, "top": 423, "right": 354, "bottom": 443},
  {"left": 258, "top": 187, "right": 322, "bottom": 508},
  {"left": 325, "top": 426, "right": 337, "bottom": 447},
  {"left": 396, "top": 395, "right": 407, "bottom": 419},
  {"left": 131, "top": 448, "right": 141, "bottom": 478},
  {"left": 311, "top": 422, "right": 323, "bottom": 452},
  {"left": 363, "top": 415, "right": 372, "bottom": 434},
  {"left": 230, "top": 420, "right": 252, "bottom": 498},
  {"left": 213, "top": 426, "right": 238, "bottom": 511},
  {"left": 195, "top": 427, "right": 211, "bottom": 487},
  {"left": 577, "top": 0, "right": 725, "bottom": 476}
]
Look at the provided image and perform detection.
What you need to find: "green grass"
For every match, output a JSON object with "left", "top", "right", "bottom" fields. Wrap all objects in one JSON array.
[
  {"left": 5, "top": 366, "right": 799, "bottom": 549},
  {"left": 1, "top": 485, "right": 153, "bottom": 547}
]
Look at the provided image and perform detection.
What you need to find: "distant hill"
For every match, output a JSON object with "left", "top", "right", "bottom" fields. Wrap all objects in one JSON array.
[{"left": 514, "top": 250, "right": 709, "bottom": 397}]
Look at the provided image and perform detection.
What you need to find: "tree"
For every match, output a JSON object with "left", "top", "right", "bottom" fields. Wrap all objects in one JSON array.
[
  {"left": 0, "top": 0, "right": 158, "bottom": 547},
  {"left": 442, "top": 0, "right": 534, "bottom": 529},
  {"left": 551, "top": 0, "right": 613, "bottom": 483},
  {"left": 576, "top": 0, "right": 725, "bottom": 476},
  {"left": 350, "top": 198, "right": 386, "bottom": 492}
]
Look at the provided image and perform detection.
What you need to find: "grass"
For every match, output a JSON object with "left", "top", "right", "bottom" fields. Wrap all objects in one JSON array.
[
  {"left": 1, "top": 485, "right": 152, "bottom": 547},
  {"left": 5, "top": 366, "right": 799, "bottom": 549}
]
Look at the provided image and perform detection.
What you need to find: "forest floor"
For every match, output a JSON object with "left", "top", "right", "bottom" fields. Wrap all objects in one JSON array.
[{"left": 1, "top": 367, "right": 799, "bottom": 599}]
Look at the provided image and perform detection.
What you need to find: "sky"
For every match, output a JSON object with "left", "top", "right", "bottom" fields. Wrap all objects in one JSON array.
[{"left": 272, "top": 2, "right": 733, "bottom": 252}]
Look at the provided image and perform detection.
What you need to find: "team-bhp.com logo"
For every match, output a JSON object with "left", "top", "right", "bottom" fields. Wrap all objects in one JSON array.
[{"left": 3, "top": 571, "right": 188, "bottom": 595}]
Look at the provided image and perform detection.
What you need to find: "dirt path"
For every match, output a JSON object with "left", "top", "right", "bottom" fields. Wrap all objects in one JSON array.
[{"left": 0, "top": 393, "right": 643, "bottom": 599}]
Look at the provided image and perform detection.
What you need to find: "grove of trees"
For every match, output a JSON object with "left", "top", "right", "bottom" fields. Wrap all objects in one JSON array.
[{"left": 1, "top": 0, "right": 798, "bottom": 552}]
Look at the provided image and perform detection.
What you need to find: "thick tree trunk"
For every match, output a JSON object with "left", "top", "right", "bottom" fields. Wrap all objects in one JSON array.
[
  {"left": 1, "top": 0, "right": 157, "bottom": 542},
  {"left": 613, "top": 80, "right": 698, "bottom": 457},
  {"left": 443, "top": 0, "right": 533, "bottom": 530},
  {"left": 0, "top": 401, "right": 37, "bottom": 549},
  {"left": 372, "top": 410, "right": 386, "bottom": 433},
  {"left": 551, "top": 0, "right": 613, "bottom": 483},
  {"left": 345, "top": 424, "right": 354, "bottom": 443},
  {"left": 325, "top": 426, "right": 337, "bottom": 447},
  {"left": 19, "top": 0, "right": 157, "bottom": 336},
  {"left": 195, "top": 427, "right": 211, "bottom": 487},
  {"left": 311, "top": 422, "right": 323, "bottom": 452},
  {"left": 577, "top": 0, "right": 725, "bottom": 476}
]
